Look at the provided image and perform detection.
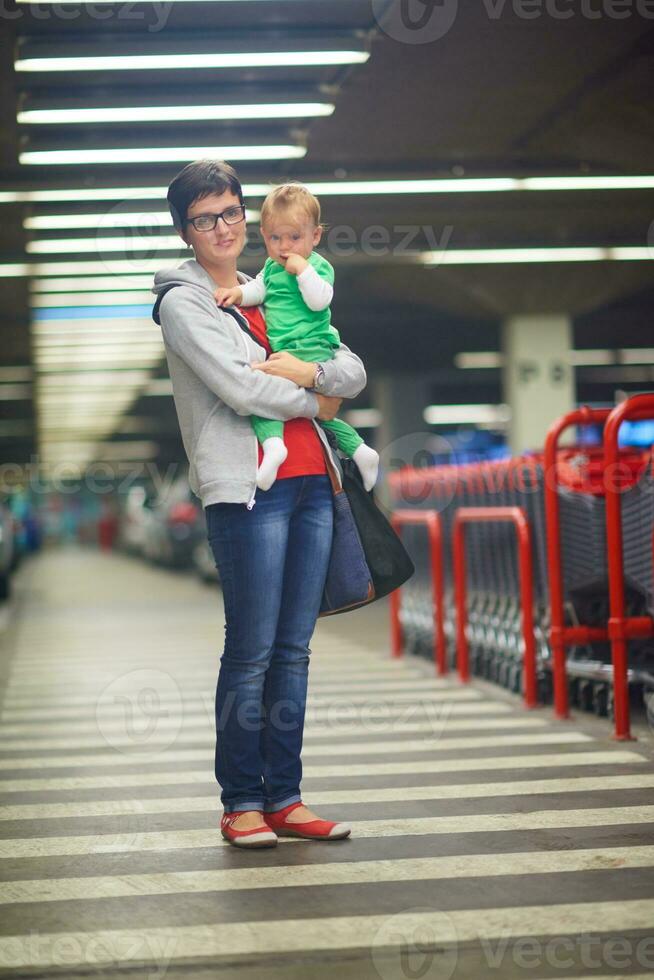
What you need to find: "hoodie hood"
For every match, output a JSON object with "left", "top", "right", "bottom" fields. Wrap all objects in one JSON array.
[{"left": 152, "top": 258, "right": 216, "bottom": 297}]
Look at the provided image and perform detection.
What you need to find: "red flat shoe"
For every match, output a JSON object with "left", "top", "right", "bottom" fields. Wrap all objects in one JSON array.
[
  {"left": 263, "top": 801, "right": 351, "bottom": 840},
  {"left": 220, "top": 810, "right": 278, "bottom": 848}
]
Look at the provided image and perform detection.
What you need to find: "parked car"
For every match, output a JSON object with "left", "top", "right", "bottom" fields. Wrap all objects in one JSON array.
[
  {"left": 142, "top": 473, "right": 204, "bottom": 569},
  {"left": 116, "top": 484, "right": 156, "bottom": 557},
  {"left": 192, "top": 529, "right": 219, "bottom": 584},
  {"left": 0, "top": 502, "right": 15, "bottom": 601}
]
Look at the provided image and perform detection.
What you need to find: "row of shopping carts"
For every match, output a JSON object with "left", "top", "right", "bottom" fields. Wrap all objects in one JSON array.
[{"left": 388, "top": 393, "right": 654, "bottom": 740}]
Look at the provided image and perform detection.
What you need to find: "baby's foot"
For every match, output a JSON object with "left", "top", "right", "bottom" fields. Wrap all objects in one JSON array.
[
  {"left": 353, "top": 443, "right": 379, "bottom": 491},
  {"left": 256, "top": 437, "right": 288, "bottom": 490}
]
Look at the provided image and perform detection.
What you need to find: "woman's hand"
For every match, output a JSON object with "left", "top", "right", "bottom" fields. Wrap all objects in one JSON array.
[
  {"left": 251, "top": 351, "right": 316, "bottom": 387},
  {"left": 315, "top": 394, "right": 343, "bottom": 421}
]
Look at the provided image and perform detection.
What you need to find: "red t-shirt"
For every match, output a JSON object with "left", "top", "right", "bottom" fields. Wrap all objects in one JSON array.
[{"left": 238, "top": 305, "right": 327, "bottom": 479}]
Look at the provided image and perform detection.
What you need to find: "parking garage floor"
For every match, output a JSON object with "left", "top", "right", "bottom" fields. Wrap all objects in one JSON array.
[{"left": 0, "top": 547, "right": 653, "bottom": 980}]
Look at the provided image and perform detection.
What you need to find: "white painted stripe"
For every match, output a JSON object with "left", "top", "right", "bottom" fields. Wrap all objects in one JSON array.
[
  {"left": 4, "top": 684, "right": 482, "bottom": 710},
  {"left": 2, "top": 774, "right": 653, "bottom": 822},
  {"left": 0, "top": 705, "right": 516, "bottom": 737},
  {"left": 0, "top": 751, "right": 644, "bottom": 792},
  {"left": 2, "top": 806, "right": 652, "bottom": 858},
  {"left": 1, "top": 900, "right": 653, "bottom": 968},
  {"left": 0, "top": 717, "right": 551, "bottom": 752},
  {"left": 9, "top": 664, "right": 422, "bottom": 680},
  {"left": 0, "top": 697, "right": 502, "bottom": 724},
  {"left": 1, "top": 845, "right": 652, "bottom": 905},
  {"left": 0, "top": 689, "right": 483, "bottom": 711},
  {"left": 4, "top": 678, "right": 443, "bottom": 697},
  {"left": 0, "top": 691, "right": 482, "bottom": 722},
  {"left": 0, "top": 732, "right": 593, "bottom": 770}
]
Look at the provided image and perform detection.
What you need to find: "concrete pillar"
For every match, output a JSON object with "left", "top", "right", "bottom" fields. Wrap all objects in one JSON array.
[
  {"left": 369, "top": 372, "right": 433, "bottom": 511},
  {"left": 502, "top": 314, "right": 575, "bottom": 454}
]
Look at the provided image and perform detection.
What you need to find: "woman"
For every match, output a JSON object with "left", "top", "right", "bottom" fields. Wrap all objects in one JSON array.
[{"left": 153, "top": 160, "right": 368, "bottom": 848}]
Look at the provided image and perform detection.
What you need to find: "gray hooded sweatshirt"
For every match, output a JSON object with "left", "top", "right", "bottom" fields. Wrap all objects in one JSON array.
[{"left": 152, "top": 259, "right": 367, "bottom": 509}]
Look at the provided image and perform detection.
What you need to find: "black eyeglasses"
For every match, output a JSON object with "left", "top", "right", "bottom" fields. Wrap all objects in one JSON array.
[{"left": 184, "top": 205, "right": 246, "bottom": 232}]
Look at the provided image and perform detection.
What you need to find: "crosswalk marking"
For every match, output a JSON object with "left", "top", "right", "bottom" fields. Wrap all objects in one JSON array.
[
  {"left": 1, "top": 845, "right": 652, "bottom": 905},
  {"left": 0, "top": 698, "right": 504, "bottom": 724},
  {"left": 0, "top": 751, "right": 645, "bottom": 792},
  {"left": 1, "top": 901, "right": 653, "bottom": 969},
  {"left": 0, "top": 706, "right": 519, "bottom": 739},
  {"left": 2, "top": 774, "right": 653, "bottom": 822},
  {"left": 4, "top": 550, "right": 653, "bottom": 977},
  {"left": 2, "top": 806, "right": 653, "bottom": 859},
  {"left": 0, "top": 689, "right": 484, "bottom": 715},
  {"left": 0, "top": 716, "right": 551, "bottom": 751},
  {"left": 0, "top": 731, "right": 593, "bottom": 770}
]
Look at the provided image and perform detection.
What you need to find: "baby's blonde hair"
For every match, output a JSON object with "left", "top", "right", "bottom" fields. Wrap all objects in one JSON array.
[{"left": 260, "top": 182, "right": 321, "bottom": 229}]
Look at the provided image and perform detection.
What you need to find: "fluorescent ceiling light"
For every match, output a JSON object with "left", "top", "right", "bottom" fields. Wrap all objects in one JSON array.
[
  {"left": 19, "top": 103, "right": 334, "bottom": 125},
  {"left": 522, "top": 176, "right": 654, "bottom": 191},
  {"left": 421, "top": 246, "right": 654, "bottom": 265},
  {"left": 20, "top": 145, "right": 306, "bottom": 165},
  {"left": 6, "top": 259, "right": 166, "bottom": 276},
  {"left": 454, "top": 352, "right": 503, "bottom": 369},
  {"left": 37, "top": 370, "right": 152, "bottom": 386},
  {"left": 423, "top": 404, "right": 512, "bottom": 426},
  {"left": 343, "top": 409, "right": 382, "bottom": 428},
  {"left": 145, "top": 378, "right": 173, "bottom": 396},
  {"left": 0, "top": 366, "right": 32, "bottom": 382},
  {"left": 24, "top": 210, "right": 259, "bottom": 230},
  {"left": 33, "top": 330, "right": 160, "bottom": 343},
  {"left": 5, "top": 175, "right": 654, "bottom": 206},
  {"left": 31, "top": 275, "right": 154, "bottom": 292},
  {"left": 0, "top": 385, "right": 32, "bottom": 401},
  {"left": 37, "top": 355, "right": 163, "bottom": 367},
  {"left": 28, "top": 236, "right": 185, "bottom": 254},
  {"left": 31, "top": 291, "right": 155, "bottom": 307},
  {"left": 4, "top": 245, "right": 653, "bottom": 280},
  {"left": 15, "top": 51, "right": 369, "bottom": 73},
  {"left": 619, "top": 348, "right": 654, "bottom": 364}
]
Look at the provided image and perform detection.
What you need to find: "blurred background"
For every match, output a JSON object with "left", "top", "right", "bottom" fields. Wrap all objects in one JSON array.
[{"left": 0, "top": 0, "right": 653, "bottom": 594}]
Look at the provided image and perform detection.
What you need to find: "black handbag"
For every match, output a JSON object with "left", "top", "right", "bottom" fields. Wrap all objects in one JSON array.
[{"left": 318, "top": 437, "right": 415, "bottom": 617}]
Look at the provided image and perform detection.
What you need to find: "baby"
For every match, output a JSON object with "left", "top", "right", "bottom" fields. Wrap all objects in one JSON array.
[{"left": 215, "top": 182, "right": 379, "bottom": 492}]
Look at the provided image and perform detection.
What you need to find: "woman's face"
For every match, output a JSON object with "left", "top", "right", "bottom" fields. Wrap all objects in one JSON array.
[{"left": 181, "top": 190, "right": 247, "bottom": 267}]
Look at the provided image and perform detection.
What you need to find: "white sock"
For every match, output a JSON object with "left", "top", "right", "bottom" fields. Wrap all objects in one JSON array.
[
  {"left": 256, "top": 436, "right": 288, "bottom": 491},
  {"left": 352, "top": 443, "right": 379, "bottom": 492}
]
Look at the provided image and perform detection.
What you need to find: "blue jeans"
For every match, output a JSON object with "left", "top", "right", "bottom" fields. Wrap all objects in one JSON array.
[{"left": 205, "top": 474, "right": 334, "bottom": 814}]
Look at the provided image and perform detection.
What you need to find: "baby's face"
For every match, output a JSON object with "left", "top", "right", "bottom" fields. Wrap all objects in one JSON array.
[{"left": 261, "top": 210, "right": 322, "bottom": 267}]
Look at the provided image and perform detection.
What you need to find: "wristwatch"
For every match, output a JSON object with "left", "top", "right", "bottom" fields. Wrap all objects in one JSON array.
[{"left": 313, "top": 362, "right": 326, "bottom": 391}]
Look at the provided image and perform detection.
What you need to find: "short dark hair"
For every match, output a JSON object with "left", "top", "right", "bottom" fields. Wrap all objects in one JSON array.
[{"left": 167, "top": 159, "right": 244, "bottom": 232}]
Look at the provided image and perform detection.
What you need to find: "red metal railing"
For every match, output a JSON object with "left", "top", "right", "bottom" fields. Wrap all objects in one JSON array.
[
  {"left": 544, "top": 407, "right": 612, "bottom": 722},
  {"left": 603, "top": 393, "right": 654, "bottom": 741},
  {"left": 390, "top": 510, "right": 447, "bottom": 675},
  {"left": 452, "top": 507, "right": 538, "bottom": 708}
]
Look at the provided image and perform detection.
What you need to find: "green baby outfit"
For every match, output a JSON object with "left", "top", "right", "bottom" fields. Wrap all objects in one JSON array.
[{"left": 250, "top": 252, "right": 364, "bottom": 457}]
